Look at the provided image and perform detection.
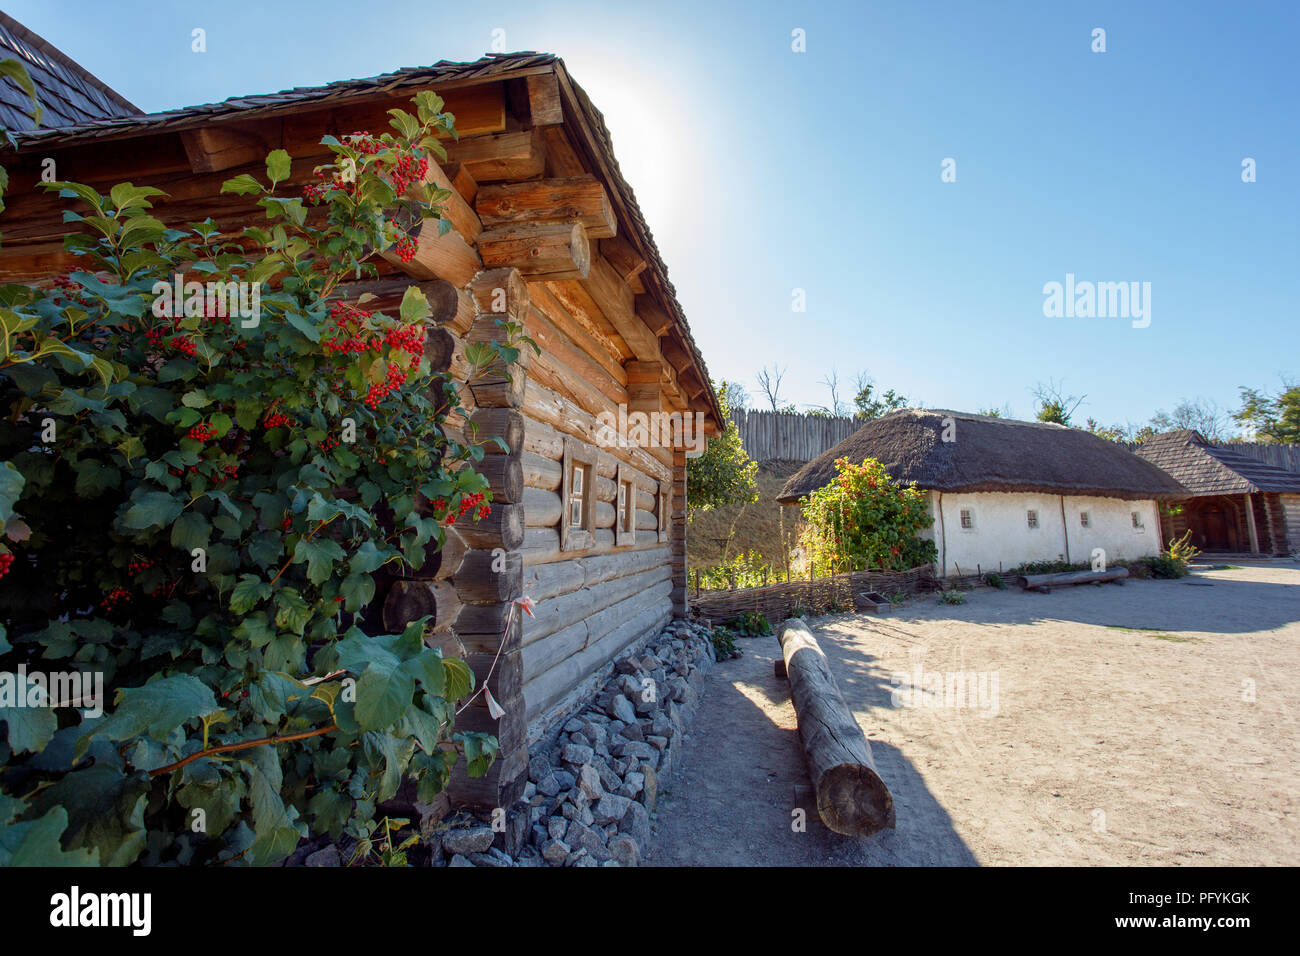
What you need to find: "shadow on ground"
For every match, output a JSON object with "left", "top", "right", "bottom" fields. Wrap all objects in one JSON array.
[{"left": 645, "top": 629, "right": 978, "bottom": 866}]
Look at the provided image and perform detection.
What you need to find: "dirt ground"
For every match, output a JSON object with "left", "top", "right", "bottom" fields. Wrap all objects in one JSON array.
[{"left": 646, "top": 561, "right": 1300, "bottom": 866}]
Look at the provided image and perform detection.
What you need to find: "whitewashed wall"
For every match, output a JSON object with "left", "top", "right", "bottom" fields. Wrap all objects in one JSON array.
[{"left": 923, "top": 491, "right": 1161, "bottom": 577}]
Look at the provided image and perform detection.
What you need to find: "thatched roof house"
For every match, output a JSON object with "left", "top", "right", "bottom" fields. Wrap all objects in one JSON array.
[
  {"left": 778, "top": 410, "right": 1184, "bottom": 504},
  {"left": 779, "top": 410, "right": 1184, "bottom": 577},
  {"left": 1134, "top": 430, "right": 1300, "bottom": 556}
]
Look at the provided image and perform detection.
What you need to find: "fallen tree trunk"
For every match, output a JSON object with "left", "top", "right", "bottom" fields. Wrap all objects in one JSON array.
[
  {"left": 1013, "top": 568, "right": 1129, "bottom": 591},
  {"left": 776, "top": 618, "right": 895, "bottom": 837}
]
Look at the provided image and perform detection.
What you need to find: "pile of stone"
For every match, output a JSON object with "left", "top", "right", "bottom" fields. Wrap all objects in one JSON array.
[{"left": 432, "top": 618, "right": 716, "bottom": 867}]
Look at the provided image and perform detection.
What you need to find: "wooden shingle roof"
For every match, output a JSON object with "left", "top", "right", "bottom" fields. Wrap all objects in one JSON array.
[
  {"left": 1134, "top": 430, "right": 1300, "bottom": 496},
  {"left": 0, "top": 12, "right": 139, "bottom": 132}
]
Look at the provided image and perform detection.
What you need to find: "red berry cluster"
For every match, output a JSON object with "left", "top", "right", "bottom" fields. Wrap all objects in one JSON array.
[
  {"left": 323, "top": 303, "right": 378, "bottom": 355},
  {"left": 173, "top": 335, "right": 197, "bottom": 357},
  {"left": 100, "top": 587, "right": 131, "bottom": 609},
  {"left": 263, "top": 411, "right": 294, "bottom": 429},
  {"left": 318, "top": 435, "right": 340, "bottom": 453},
  {"left": 301, "top": 132, "right": 428, "bottom": 205},
  {"left": 127, "top": 557, "right": 154, "bottom": 576},
  {"left": 392, "top": 230, "right": 418, "bottom": 263},
  {"left": 0, "top": 550, "right": 14, "bottom": 579},
  {"left": 433, "top": 492, "right": 490, "bottom": 526},
  {"left": 216, "top": 463, "right": 239, "bottom": 484},
  {"left": 188, "top": 423, "right": 217, "bottom": 442},
  {"left": 365, "top": 364, "right": 408, "bottom": 409},
  {"left": 280, "top": 514, "right": 293, "bottom": 531}
]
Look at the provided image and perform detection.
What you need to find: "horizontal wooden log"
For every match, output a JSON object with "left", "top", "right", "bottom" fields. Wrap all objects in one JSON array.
[
  {"left": 635, "top": 508, "right": 656, "bottom": 532},
  {"left": 522, "top": 450, "right": 562, "bottom": 490},
  {"left": 1013, "top": 568, "right": 1129, "bottom": 591},
  {"left": 426, "top": 161, "right": 482, "bottom": 242},
  {"left": 523, "top": 599, "right": 671, "bottom": 722},
  {"left": 382, "top": 579, "right": 459, "bottom": 633},
  {"left": 479, "top": 221, "right": 591, "bottom": 280},
  {"left": 468, "top": 407, "right": 524, "bottom": 457},
  {"left": 777, "top": 618, "right": 895, "bottom": 837},
  {"left": 523, "top": 562, "right": 670, "bottom": 647},
  {"left": 524, "top": 486, "right": 563, "bottom": 527},
  {"left": 454, "top": 690, "right": 525, "bottom": 754},
  {"left": 455, "top": 603, "right": 522, "bottom": 653},
  {"left": 446, "top": 128, "right": 546, "bottom": 182},
  {"left": 524, "top": 72, "right": 563, "bottom": 127},
  {"left": 581, "top": 256, "right": 659, "bottom": 361},
  {"left": 477, "top": 176, "right": 616, "bottom": 239},
  {"left": 454, "top": 549, "right": 522, "bottom": 605},
  {"left": 424, "top": 327, "right": 455, "bottom": 371},
  {"left": 463, "top": 649, "right": 523, "bottom": 711},
  {"left": 523, "top": 379, "right": 671, "bottom": 484},
  {"left": 594, "top": 500, "right": 615, "bottom": 530},
  {"left": 382, "top": 216, "right": 480, "bottom": 287},
  {"left": 469, "top": 266, "right": 531, "bottom": 321},
  {"left": 453, "top": 502, "right": 525, "bottom": 551},
  {"left": 522, "top": 559, "right": 585, "bottom": 604},
  {"left": 471, "top": 454, "right": 523, "bottom": 504}
]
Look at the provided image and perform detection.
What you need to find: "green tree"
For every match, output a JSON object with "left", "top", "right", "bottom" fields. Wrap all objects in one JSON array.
[
  {"left": 1234, "top": 383, "right": 1300, "bottom": 443},
  {"left": 853, "top": 384, "right": 908, "bottom": 420},
  {"left": 686, "top": 379, "right": 757, "bottom": 518}
]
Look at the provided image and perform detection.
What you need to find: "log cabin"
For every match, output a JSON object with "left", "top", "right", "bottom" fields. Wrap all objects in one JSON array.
[
  {"left": 1134, "top": 430, "right": 1300, "bottom": 557},
  {"left": 777, "top": 409, "right": 1186, "bottom": 577},
  {"left": 0, "top": 28, "right": 724, "bottom": 819}
]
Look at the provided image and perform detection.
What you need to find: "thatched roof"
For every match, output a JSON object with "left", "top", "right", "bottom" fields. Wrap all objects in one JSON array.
[
  {"left": 1134, "top": 430, "right": 1300, "bottom": 496},
  {"left": 0, "top": 12, "right": 139, "bottom": 132},
  {"left": 777, "top": 409, "right": 1186, "bottom": 504}
]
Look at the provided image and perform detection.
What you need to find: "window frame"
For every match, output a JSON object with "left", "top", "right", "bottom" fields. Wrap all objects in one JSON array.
[
  {"left": 560, "top": 437, "right": 595, "bottom": 552},
  {"left": 959, "top": 508, "right": 975, "bottom": 531},
  {"left": 1131, "top": 510, "right": 1145, "bottom": 532},
  {"left": 658, "top": 486, "right": 670, "bottom": 543},
  {"left": 1026, "top": 509, "right": 1039, "bottom": 529},
  {"left": 615, "top": 462, "right": 636, "bottom": 547},
  {"left": 1079, "top": 510, "right": 1091, "bottom": 529}
]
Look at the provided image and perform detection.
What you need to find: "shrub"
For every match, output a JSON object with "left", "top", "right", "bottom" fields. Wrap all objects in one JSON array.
[
  {"left": 937, "top": 589, "right": 967, "bottom": 605},
  {"left": 0, "top": 95, "right": 534, "bottom": 865},
  {"left": 984, "top": 572, "right": 1006, "bottom": 589},
  {"left": 799, "top": 457, "right": 936, "bottom": 575},
  {"left": 1136, "top": 530, "right": 1201, "bottom": 579},
  {"left": 710, "top": 626, "right": 738, "bottom": 661},
  {"left": 729, "top": 610, "right": 772, "bottom": 637}
]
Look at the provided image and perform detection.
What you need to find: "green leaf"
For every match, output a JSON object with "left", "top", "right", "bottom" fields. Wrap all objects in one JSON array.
[
  {"left": 171, "top": 511, "right": 211, "bottom": 551},
  {"left": 293, "top": 536, "right": 345, "bottom": 585},
  {"left": 230, "top": 574, "right": 272, "bottom": 614},
  {"left": 120, "top": 490, "right": 184, "bottom": 531},
  {"left": 77, "top": 674, "right": 218, "bottom": 758},
  {"left": 265, "top": 149, "right": 292, "bottom": 187},
  {"left": 443, "top": 657, "right": 473, "bottom": 702},
  {"left": 0, "top": 808, "right": 99, "bottom": 867},
  {"left": 221, "top": 173, "right": 264, "bottom": 196},
  {"left": 0, "top": 672, "right": 57, "bottom": 753},
  {"left": 354, "top": 658, "right": 414, "bottom": 731}
]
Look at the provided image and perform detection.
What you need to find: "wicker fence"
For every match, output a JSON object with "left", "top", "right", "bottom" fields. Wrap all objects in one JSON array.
[
  {"left": 690, "top": 564, "right": 938, "bottom": 625},
  {"left": 730, "top": 408, "right": 859, "bottom": 462}
]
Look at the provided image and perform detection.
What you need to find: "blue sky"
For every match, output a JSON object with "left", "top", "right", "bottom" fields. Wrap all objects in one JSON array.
[{"left": 9, "top": 0, "right": 1297, "bottom": 428}]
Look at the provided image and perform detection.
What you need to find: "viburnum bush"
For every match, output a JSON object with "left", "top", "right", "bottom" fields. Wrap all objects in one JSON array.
[
  {"left": 0, "top": 92, "right": 536, "bottom": 865},
  {"left": 799, "top": 457, "right": 937, "bottom": 574}
]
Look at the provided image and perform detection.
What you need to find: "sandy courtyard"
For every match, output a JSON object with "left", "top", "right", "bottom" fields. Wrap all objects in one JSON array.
[{"left": 647, "top": 562, "right": 1300, "bottom": 866}]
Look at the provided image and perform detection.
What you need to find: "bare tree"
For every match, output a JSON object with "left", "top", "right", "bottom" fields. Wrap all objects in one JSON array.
[
  {"left": 722, "top": 381, "right": 748, "bottom": 411},
  {"left": 817, "top": 367, "right": 847, "bottom": 417},
  {"left": 1031, "top": 379, "right": 1086, "bottom": 426},
  {"left": 1151, "top": 397, "right": 1233, "bottom": 440},
  {"left": 755, "top": 364, "right": 787, "bottom": 413}
]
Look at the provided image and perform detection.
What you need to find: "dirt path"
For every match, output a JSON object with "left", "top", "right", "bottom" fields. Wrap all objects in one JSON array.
[{"left": 646, "top": 562, "right": 1300, "bottom": 866}]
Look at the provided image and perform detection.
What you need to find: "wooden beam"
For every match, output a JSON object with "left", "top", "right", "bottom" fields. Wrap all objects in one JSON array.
[
  {"left": 626, "top": 360, "right": 662, "bottom": 414},
  {"left": 601, "top": 236, "right": 647, "bottom": 283},
  {"left": 425, "top": 161, "right": 482, "bottom": 242},
  {"left": 478, "top": 221, "right": 591, "bottom": 280},
  {"left": 469, "top": 267, "right": 531, "bottom": 321},
  {"left": 525, "top": 73, "right": 563, "bottom": 126},
  {"left": 540, "top": 125, "right": 586, "bottom": 178},
  {"left": 636, "top": 296, "right": 675, "bottom": 336},
  {"left": 1245, "top": 494, "right": 1261, "bottom": 553},
  {"left": 581, "top": 256, "right": 659, "bottom": 361},
  {"left": 380, "top": 217, "right": 481, "bottom": 287},
  {"left": 446, "top": 128, "right": 546, "bottom": 182},
  {"left": 476, "top": 175, "right": 616, "bottom": 238},
  {"left": 180, "top": 120, "right": 279, "bottom": 173},
  {"left": 441, "top": 161, "right": 479, "bottom": 204}
]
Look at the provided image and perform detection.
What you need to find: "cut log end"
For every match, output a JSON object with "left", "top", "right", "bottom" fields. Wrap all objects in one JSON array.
[{"left": 818, "top": 763, "right": 896, "bottom": 837}]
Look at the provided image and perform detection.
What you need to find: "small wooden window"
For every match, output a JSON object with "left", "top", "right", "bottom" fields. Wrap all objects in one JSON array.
[
  {"left": 1027, "top": 509, "right": 1039, "bottom": 529},
  {"left": 561, "top": 437, "right": 595, "bottom": 552},
  {"left": 1131, "top": 511, "right": 1144, "bottom": 531},
  {"left": 615, "top": 464, "right": 635, "bottom": 546},
  {"left": 1079, "top": 511, "right": 1091, "bottom": 528},
  {"left": 959, "top": 508, "right": 974, "bottom": 530}
]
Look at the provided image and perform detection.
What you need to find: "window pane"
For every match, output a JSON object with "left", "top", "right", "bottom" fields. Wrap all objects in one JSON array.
[{"left": 572, "top": 466, "right": 583, "bottom": 494}]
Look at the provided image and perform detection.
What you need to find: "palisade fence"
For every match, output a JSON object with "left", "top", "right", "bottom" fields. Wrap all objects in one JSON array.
[
  {"left": 730, "top": 408, "right": 859, "bottom": 462},
  {"left": 1220, "top": 442, "right": 1300, "bottom": 472}
]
